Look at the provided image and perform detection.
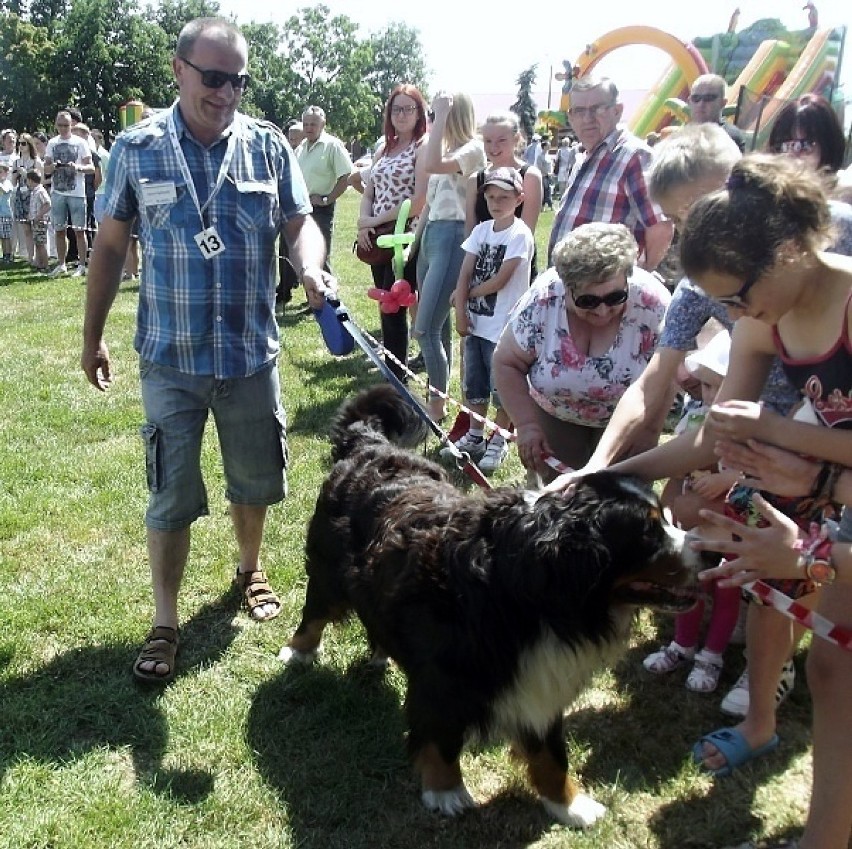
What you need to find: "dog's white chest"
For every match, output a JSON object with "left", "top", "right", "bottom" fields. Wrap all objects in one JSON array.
[{"left": 490, "top": 619, "right": 630, "bottom": 738}]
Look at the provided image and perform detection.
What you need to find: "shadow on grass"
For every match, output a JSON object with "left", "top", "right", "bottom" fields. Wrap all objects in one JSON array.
[
  {"left": 0, "top": 593, "right": 240, "bottom": 803},
  {"left": 248, "top": 658, "right": 558, "bottom": 849},
  {"left": 576, "top": 637, "right": 813, "bottom": 849}
]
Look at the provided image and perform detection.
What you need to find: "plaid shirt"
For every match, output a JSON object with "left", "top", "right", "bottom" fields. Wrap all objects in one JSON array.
[
  {"left": 104, "top": 105, "right": 311, "bottom": 378},
  {"left": 548, "top": 126, "right": 663, "bottom": 261}
]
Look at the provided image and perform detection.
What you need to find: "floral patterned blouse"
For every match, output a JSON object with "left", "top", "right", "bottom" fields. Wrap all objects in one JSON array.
[{"left": 507, "top": 266, "right": 670, "bottom": 426}]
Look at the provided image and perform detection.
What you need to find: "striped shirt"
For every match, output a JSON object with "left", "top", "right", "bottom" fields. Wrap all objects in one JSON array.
[
  {"left": 548, "top": 126, "right": 663, "bottom": 261},
  {"left": 104, "top": 104, "right": 311, "bottom": 378}
]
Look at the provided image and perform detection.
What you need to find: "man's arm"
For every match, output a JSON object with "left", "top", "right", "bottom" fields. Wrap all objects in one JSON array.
[
  {"left": 641, "top": 220, "right": 674, "bottom": 271},
  {"left": 282, "top": 213, "right": 334, "bottom": 309},
  {"left": 583, "top": 346, "right": 683, "bottom": 470},
  {"left": 81, "top": 215, "right": 133, "bottom": 391}
]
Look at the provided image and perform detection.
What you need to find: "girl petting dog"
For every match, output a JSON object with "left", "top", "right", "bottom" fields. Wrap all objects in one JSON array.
[{"left": 549, "top": 153, "right": 851, "bottom": 849}]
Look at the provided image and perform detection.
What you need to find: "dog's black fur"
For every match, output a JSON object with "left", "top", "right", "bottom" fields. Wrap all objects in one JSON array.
[{"left": 283, "top": 385, "right": 699, "bottom": 827}]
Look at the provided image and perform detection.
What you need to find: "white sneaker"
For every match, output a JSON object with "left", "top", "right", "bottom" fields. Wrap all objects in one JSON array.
[
  {"left": 720, "top": 659, "right": 796, "bottom": 717},
  {"left": 48, "top": 264, "right": 68, "bottom": 277},
  {"left": 478, "top": 439, "right": 509, "bottom": 474},
  {"left": 73, "top": 265, "right": 87, "bottom": 277},
  {"left": 643, "top": 641, "right": 694, "bottom": 674},
  {"left": 439, "top": 431, "right": 486, "bottom": 462}
]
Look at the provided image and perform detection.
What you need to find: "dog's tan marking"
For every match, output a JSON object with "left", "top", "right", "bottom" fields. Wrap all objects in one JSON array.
[
  {"left": 414, "top": 743, "right": 463, "bottom": 792},
  {"left": 522, "top": 746, "right": 577, "bottom": 806},
  {"left": 288, "top": 618, "right": 328, "bottom": 654}
]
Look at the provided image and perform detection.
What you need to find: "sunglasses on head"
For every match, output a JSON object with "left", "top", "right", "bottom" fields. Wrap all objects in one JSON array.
[
  {"left": 179, "top": 56, "right": 250, "bottom": 90},
  {"left": 689, "top": 92, "right": 721, "bottom": 103},
  {"left": 771, "top": 139, "right": 817, "bottom": 155},
  {"left": 572, "top": 288, "right": 629, "bottom": 310}
]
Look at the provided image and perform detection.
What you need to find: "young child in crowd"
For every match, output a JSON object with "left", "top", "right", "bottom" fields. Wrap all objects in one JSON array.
[
  {"left": 442, "top": 167, "right": 534, "bottom": 473},
  {"left": 643, "top": 330, "right": 742, "bottom": 692},
  {"left": 26, "top": 170, "right": 51, "bottom": 273},
  {"left": 0, "top": 164, "right": 13, "bottom": 263}
]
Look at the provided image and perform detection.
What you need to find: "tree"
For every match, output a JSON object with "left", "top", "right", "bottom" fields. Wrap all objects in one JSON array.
[
  {"left": 276, "top": 5, "right": 377, "bottom": 145},
  {"left": 366, "top": 22, "right": 429, "bottom": 104},
  {"left": 511, "top": 65, "right": 538, "bottom": 143},
  {"left": 0, "top": 13, "right": 59, "bottom": 130},
  {"left": 149, "top": 0, "right": 221, "bottom": 46},
  {"left": 55, "top": 0, "right": 173, "bottom": 136}
]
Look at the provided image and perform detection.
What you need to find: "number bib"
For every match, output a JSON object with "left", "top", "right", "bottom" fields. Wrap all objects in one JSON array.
[{"left": 195, "top": 227, "right": 225, "bottom": 259}]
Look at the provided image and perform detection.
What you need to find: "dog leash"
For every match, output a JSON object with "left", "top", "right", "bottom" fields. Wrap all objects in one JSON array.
[
  {"left": 326, "top": 296, "right": 492, "bottom": 490},
  {"left": 332, "top": 305, "right": 573, "bottom": 479}
]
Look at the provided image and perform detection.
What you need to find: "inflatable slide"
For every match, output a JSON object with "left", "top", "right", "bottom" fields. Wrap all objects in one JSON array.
[{"left": 558, "top": 16, "right": 846, "bottom": 144}]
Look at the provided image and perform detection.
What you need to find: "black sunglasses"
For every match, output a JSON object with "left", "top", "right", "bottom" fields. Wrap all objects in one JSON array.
[
  {"left": 715, "top": 271, "right": 760, "bottom": 310},
  {"left": 572, "top": 288, "right": 629, "bottom": 310},
  {"left": 689, "top": 93, "right": 721, "bottom": 103},
  {"left": 179, "top": 56, "right": 250, "bottom": 91}
]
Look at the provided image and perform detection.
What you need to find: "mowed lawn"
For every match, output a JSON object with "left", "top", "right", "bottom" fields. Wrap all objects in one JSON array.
[{"left": 0, "top": 189, "right": 815, "bottom": 849}]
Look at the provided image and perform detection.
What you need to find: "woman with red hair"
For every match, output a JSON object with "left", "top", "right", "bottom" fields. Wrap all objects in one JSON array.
[{"left": 357, "top": 84, "right": 429, "bottom": 378}]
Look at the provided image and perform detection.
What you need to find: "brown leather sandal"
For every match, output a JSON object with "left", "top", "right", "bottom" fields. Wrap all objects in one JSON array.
[
  {"left": 234, "top": 568, "right": 282, "bottom": 621},
  {"left": 133, "top": 626, "right": 179, "bottom": 684}
]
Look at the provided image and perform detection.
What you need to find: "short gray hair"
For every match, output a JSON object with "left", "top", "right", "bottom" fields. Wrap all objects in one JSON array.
[
  {"left": 691, "top": 73, "right": 726, "bottom": 96},
  {"left": 552, "top": 222, "right": 637, "bottom": 290},
  {"left": 647, "top": 123, "right": 741, "bottom": 202},
  {"left": 302, "top": 106, "right": 326, "bottom": 122},
  {"left": 571, "top": 76, "right": 619, "bottom": 102}
]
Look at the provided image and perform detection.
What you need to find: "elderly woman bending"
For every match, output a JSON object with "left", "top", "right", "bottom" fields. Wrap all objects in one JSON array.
[{"left": 493, "top": 222, "right": 670, "bottom": 478}]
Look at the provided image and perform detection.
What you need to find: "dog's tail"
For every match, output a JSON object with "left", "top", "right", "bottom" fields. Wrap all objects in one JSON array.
[{"left": 329, "top": 384, "right": 429, "bottom": 461}]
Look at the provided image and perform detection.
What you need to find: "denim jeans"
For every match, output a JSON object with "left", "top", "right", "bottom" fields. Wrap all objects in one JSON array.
[{"left": 415, "top": 219, "right": 465, "bottom": 398}]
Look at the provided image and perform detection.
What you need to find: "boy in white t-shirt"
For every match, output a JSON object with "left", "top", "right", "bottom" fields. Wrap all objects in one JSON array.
[{"left": 443, "top": 167, "right": 534, "bottom": 473}]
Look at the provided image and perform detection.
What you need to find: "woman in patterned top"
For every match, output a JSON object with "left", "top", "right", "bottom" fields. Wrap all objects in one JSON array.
[
  {"left": 357, "top": 84, "right": 429, "bottom": 378},
  {"left": 493, "top": 222, "right": 670, "bottom": 477}
]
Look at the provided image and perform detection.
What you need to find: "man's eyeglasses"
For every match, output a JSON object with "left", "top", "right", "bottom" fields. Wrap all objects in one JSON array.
[
  {"left": 568, "top": 102, "right": 615, "bottom": 119},
  {"left": 689, "top": 93, "right": 721, "bottom": 103},
  {"left": 714, "top": 271, "right": 760, "bottom": 310},
  {"left": 178, "top": 56, "right": 250, "bottom": 91},
  {"left": 771, "top": 139, "right": 817, "bottom": 155},
  {"left": 572, "top": 288, "right": 629, "bottom": 310},
  {"left": 391, "top": 105, "right": 418, "bottom": 116}
]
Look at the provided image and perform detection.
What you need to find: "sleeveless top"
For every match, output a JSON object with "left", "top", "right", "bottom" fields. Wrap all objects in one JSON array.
[
  {"left": 771, "top": 289, "right": 852, "bottom": 430},
  {"left": 370, "top": 140, "right": 418, "bottom": 217}
]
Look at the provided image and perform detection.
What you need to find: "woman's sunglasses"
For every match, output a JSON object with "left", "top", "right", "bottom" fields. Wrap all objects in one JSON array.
[
  {"left": 572, "top": 288, "right": 629, "bottom": 310},
  {"left": 178, "top": 56, "right": 250, "bottom": 91},
  {"left": 771, "top": 139, "right": 817, "bottom": 155}
]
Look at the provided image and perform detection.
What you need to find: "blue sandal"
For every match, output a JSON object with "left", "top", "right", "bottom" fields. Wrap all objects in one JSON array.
[{"left": 692, "top": 727, "right": 779, "bottom": 778}]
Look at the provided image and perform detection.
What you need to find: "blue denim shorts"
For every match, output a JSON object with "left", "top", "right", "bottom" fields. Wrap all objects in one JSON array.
[
  {"left": 50, "top": 193, "right": 86, "bottom": 230},
  {"left": 462, "top": 334, "right": 500, "bottom": 407},
  {"left": 139, "top": 359, "right": 288, "bottom": 531}
]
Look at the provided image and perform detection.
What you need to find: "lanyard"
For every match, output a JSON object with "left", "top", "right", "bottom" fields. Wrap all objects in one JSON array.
[{"left": 166, "top": 104, "right": 238, "bottom": 226}]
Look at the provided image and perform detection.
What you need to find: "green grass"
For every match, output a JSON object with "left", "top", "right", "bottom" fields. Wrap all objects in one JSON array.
[{"left": 0, "top": 191, "right": 813, "bottom": 848}]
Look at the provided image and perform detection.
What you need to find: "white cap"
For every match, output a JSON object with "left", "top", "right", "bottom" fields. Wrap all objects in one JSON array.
[{"left": 685, "top": 330, "right": 730, "bottom": 380}]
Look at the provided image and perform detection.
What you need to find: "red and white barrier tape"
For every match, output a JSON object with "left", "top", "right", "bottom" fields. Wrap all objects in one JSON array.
[{"left": 740, "top": 573, "right": 852, "bottom": 652}]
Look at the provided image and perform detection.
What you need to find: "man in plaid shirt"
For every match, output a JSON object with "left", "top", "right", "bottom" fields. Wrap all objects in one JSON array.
[
  {"left": 548, "top": 76, "right": 672, "bottom": 271},
  {"left": 81, "top": 16, "right": 333, "bottom": 684}
]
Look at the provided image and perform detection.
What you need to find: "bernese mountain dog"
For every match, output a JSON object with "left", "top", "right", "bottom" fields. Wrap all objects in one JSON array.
[{"left": 281, "top": 385, "right": 700, "bottom": 828}]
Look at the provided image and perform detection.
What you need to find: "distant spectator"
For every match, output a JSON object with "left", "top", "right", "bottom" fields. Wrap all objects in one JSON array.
[
  {"left": 536, "top": 138, "right": 553, "bottom": 210},
  {"left": 524, "top": 132, "right": 541, "bottom": 165},
  {"left": 553, "top": 137, "right": 576, "bottom": 200},
  {"left": 768, "top": 93, "right": 852, "bottom": 256},
  {"left": 0, "top": 163, "right": 13, "bottom": 262},
  {"left": 26, "top": 170, "right": 51, "bottom": 272},
  {"left": 44, "top": 110, "right": 94, "bottom": 277},
  {"left": 688, "top": 73, "right": 745, "bottom": 152},
  {"left": 549, "top": 76, "right": 672, "bottom": 271},
  {"left": 286, "top": 120, "right": 305, "bottom": 149}
]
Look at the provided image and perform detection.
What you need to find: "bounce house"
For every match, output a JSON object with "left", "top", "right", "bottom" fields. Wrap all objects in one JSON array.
[{"left": 551, "top": 11, "right": 847, "bottom": 150}]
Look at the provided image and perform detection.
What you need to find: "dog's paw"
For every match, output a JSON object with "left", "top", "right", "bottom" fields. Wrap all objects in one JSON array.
[
  {"left": 277, "top": 645, "right": 318, "bottom": 666},
  {"left": 421, "top": 786, "right": 476, "bottom": 816},
  {"left": 540, "top": 793, "right": 606, "bottom": 828}
]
